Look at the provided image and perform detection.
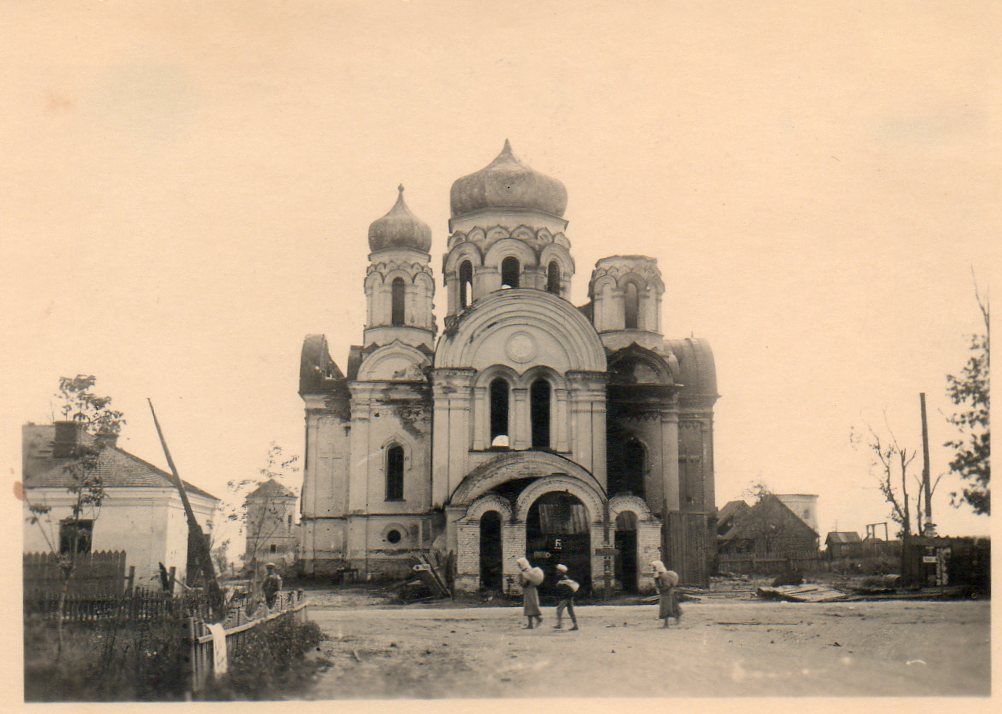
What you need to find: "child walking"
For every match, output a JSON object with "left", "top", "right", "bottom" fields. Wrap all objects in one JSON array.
[{"left": 553, "top": 564, "right": 579, "bottom": 631}]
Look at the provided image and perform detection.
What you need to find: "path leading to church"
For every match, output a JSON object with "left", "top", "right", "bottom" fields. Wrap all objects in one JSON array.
[{"left": 302, "top": 600, "right": 990, "bottom": 698}]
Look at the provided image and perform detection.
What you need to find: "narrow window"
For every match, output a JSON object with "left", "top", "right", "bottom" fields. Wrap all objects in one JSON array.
[
  {"left": 489, "top": 378, "right": 510, "bottom": 446},
  {"left": 270, "top": 544, "right": 277, "bottom": 554},
  {"left": 530, "top": 378, "right": 551, "bottom": 448},
  {"left": 391, "top": 278, "right": 406, "bottom": 326},
  {"left": 623, "top": 438, "right": 646, "bottom": 497},
  {"left": 501, "top": 257, "right": 519, "bottom": 289},
  {"left": 624, "top": 282, "right": 640, "bottom": 329},
  {"left": 546, "top": 261, "right": 560, "bottom": 294},
  {"left": 459, "top": 261, "right": 473, "bottom": 308},
  {"left": 386, "top": 444, "right": 404, "bottom": 500},
  {"left": 59, "top": 519, "right": 93, "bottom": 555}
]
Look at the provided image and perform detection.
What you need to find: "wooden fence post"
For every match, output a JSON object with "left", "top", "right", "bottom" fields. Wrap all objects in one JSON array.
[{"left": 126, "top": 566, "right": 135, "bottom": 594}]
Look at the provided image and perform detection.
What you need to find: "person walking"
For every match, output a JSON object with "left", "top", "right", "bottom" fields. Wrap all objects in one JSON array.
[
  {"left": 650, "top": 560, "right": 681, "bottom": 628},
  {"left": 262, "top": 562, "right": 283, "bottom": 609},
  {"left": 516, "top": 557, "right": 544, "bottom": 629},
  {"left": 553, "top": 564, "right": 580, "bottom": 631}
]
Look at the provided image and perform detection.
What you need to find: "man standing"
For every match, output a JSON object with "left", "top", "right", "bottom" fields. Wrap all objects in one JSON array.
[
  {"left": 262, "top": 562, "right": 283, "bottom": 609},
  {"left": 553, "top": 564, "right": 579, "bottom": 631}
]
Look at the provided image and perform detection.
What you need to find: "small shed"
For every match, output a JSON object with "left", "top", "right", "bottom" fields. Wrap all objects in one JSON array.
[{"left": 825, "top": 531, "right": 863, "bottom": 559}]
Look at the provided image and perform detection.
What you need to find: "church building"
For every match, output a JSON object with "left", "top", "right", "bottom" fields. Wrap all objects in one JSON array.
[{"left": 297, "top": 141, "right": 718, "bottom": 593}]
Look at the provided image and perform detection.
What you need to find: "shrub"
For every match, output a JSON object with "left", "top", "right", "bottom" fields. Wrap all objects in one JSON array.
[
  {"left": 24, "top": 616, "right": 188, "bottom": 702},
  {"left": 201, "top": 617, "right": 325, "bottom": 700}
]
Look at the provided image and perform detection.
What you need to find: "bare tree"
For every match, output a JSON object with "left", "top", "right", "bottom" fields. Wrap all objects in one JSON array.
[
  {"left": 23, "top": 375, "right": 125, "bottom": 658},
  {"left": 222, "top": 443, "right": 300, "bottom": 595}
]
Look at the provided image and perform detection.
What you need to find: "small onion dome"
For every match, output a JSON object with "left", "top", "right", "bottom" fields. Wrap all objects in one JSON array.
[
  {"left": 450, "top": 140, "right": 567, "bottom": 218},
  {"left": 368, "top": 185, "right": 432, "bottom": 253}
]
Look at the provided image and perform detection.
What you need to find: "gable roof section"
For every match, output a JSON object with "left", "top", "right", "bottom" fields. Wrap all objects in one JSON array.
[
  {"left": 826, "top": 531, "right": 862, "bottom": 545},
  {"left": 27, "top": 445, "right": 219, "bottom": 501},
  {"left": 721, "top": 495, "right": 819, "bottom": 541},
  {"left": 246, "top": 478, "right": 296, "bottom": 500}
]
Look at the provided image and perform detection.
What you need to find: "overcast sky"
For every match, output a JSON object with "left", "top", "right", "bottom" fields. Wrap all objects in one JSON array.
[{"left": 2, "top": 2, "right": 996, "bottom": 548}]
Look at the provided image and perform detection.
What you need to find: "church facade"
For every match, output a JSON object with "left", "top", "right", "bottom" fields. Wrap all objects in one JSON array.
[{"left": 298, "top": 142, "right": 718, "bottom": 593}]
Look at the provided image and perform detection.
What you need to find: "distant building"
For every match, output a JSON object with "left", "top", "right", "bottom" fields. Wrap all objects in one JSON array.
[
  {"left": 243, "top": 479, "right": 298, "bottom": 570},
  {"left": 718, "top": 494, "right": 820, "bottom": 557},
  {"left": 773, "top": 494, "right": 819, "bottom": 535},
  {"left": 22, "top": 422, "right": 219, "bottom": 587},
  {"left": 825, "top": 531, "right": 863, "bottom": 559}
]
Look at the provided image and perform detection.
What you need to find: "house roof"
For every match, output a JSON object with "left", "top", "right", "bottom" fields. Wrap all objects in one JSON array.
[
  {"left": 246, "top": 478, "right": 296, "bottom": 500},
  {"left": 826, "top": 531, "right": 862, "bottom": 544},
  {"left": 27, "top": 445, "right": 219, "bottom": 501},
  {"left": 720, "top": 494, "right": 819, "bottom": 541},
  {"left": 717, "top": 500, "right": 750, "bottom": 524}
]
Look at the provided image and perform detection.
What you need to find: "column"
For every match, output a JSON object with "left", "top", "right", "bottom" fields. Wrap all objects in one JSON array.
[
  {"left": 661, "top": 407, "right": 680, "bottom": 514},
  {"left": 472, "top": 386, "right": 487, "bottom": 450},
  {"left": 511, "top": 387, "right": 529, "bottom": 450},
  {"left": 553, "top": 388, "right": 569, "bottom": 452}
]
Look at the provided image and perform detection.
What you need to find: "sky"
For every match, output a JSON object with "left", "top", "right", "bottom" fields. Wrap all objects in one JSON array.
[{"left": 2, "top": 1, "right": 997, "bottom": 550}]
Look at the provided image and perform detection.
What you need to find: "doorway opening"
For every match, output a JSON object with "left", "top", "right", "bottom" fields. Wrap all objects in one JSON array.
[
  {"left": 526, "top": 491, "right": 591, "bottom": 595},
  {"left": 614, "top": 510, "right": 638, "bottom": 593},
  {"left": 479, "top": 511, "right": 503, "bottom": 592}
]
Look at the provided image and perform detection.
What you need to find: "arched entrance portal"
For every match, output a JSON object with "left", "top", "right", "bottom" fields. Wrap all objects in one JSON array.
[
  {"left": 614, "top": 511, "right": 639, "bottom": 592},
  {"left": 526, "top": 492, "right": 592, "bottom": 595},
  {"left": 479, "top": 511, "right": 503, "bottom": 592}
]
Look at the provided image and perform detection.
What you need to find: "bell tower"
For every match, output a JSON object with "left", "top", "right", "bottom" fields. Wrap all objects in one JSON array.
[{"left": 363, "top": 185, "right": 436, "bottom": 350}]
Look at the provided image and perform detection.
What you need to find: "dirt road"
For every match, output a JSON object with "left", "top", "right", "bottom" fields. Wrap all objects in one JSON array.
[{"left": 304, "top": 600, "right": 990, "bottom": 698}]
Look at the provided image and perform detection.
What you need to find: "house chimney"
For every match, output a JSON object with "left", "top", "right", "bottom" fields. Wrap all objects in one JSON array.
[
  {"left": 95, "top": 431, "right": 119, "bottom": 449},
  {"left": 52, "top": 420, "right": 82, "bottom": 458}
]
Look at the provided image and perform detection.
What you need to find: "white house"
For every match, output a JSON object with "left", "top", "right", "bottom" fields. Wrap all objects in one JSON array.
[{"left": 22, "top": 422, "right": 219, "bottom": 589}]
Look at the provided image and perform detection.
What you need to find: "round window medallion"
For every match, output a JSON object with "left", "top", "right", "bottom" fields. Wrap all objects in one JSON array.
[
  {"left": 505, "top": 332, "right": 537, "bottom": 363},
  {"left": 386, "top": 529, "right": 402, "bottom": 544}
]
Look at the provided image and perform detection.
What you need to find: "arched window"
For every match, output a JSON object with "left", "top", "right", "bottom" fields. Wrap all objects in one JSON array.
[
  {"left": 391, "top": 278, "right": 406, "bottom": 326},
  {"left": 489, "top": 378, "right": 510, "bottom": 446},
  {"left": 546, "top": 261, "right": 560, "bottom": 294},
  {"left": 624, "top": 281, "right": 640, "bottom": 329},
  {"left": 501, "top": 257, "right": 520, "bottom": 289},
  {"left": 530, "top": 378, "right": 551, "bottom": 448},
  {"left": 386, "top": 444, "right": 404, "bottom": 500},
  {"left": 459, "top": 261, "right": 473, "bottom": 308}
]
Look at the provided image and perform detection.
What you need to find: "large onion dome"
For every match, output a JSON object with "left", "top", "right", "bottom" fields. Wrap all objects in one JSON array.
[
  {"left": 367, "top": 185, "right": 432, "bottom": 253},
  {"left": 450, "top": 140, "right": 567, "bottom": 218}
]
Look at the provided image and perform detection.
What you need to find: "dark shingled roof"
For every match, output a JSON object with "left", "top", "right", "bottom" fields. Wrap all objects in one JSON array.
[
  {"left": 246, "top": 478, "right": 296, "bottom": 500},
  {"left": 826, "top": 531, "right": 862, "bottom": 545},
  {"left": 27, "top": 445, "right": 218, "bottom": 501}
]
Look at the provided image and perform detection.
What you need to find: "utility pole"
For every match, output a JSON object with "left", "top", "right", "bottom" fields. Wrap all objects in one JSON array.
[{"left": 919, "top": 393, "right": 936, "bottom": 536}]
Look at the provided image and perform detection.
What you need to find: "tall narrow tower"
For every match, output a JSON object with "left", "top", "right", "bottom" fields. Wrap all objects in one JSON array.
[{"left": 364, "top": 185, "right": 436, "bottom": 350}]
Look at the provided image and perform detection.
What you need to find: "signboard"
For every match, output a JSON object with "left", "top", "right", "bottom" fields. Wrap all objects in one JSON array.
[
  {"left": 922, "top": 555, "right": 938, "bottom": 564},
  {"left": 594, "top": 546, "right": 618, "bottom": 556}
]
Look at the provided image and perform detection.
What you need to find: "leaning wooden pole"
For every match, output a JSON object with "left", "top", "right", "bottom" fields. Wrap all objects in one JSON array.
[{"left": 148, "top": 398, "right": 226, "bottom": 621}]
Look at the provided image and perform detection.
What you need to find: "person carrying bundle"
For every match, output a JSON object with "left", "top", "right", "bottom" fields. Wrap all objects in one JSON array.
[
  {"left": 553, "top": 564, "right": 580, "bottom": 631},
  {"left": 516, "top": 557, "right": 544, "bottom": 629},
  {"left": 650, "top": 560, "right": 681, "bottom": 628}
]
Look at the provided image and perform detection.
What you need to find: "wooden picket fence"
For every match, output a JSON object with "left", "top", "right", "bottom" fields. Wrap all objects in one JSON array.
[
  {"left": 23, "top": 550, "right": 129, "bottom": 598},
  {"left": 23, "top": 587, "right": 209, "bottom": 623},
  {"left": 718, "top": 548, "right": 822, "bottom": 575},
  {"left": 188, "top": 589, "right": 308, "bottom": 693}
]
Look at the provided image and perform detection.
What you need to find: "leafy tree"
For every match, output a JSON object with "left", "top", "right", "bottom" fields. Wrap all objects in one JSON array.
[
  {"left": 24, "top": 375, "right": 125, "bottom": 658},
  {"left": 945, "top": 281, "right": 990, "bottom": 515}
]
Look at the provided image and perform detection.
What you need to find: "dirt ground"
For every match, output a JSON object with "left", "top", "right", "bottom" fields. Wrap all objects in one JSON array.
[{"left": 300, "top": 599, "right": 990, "bottom": 699}]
